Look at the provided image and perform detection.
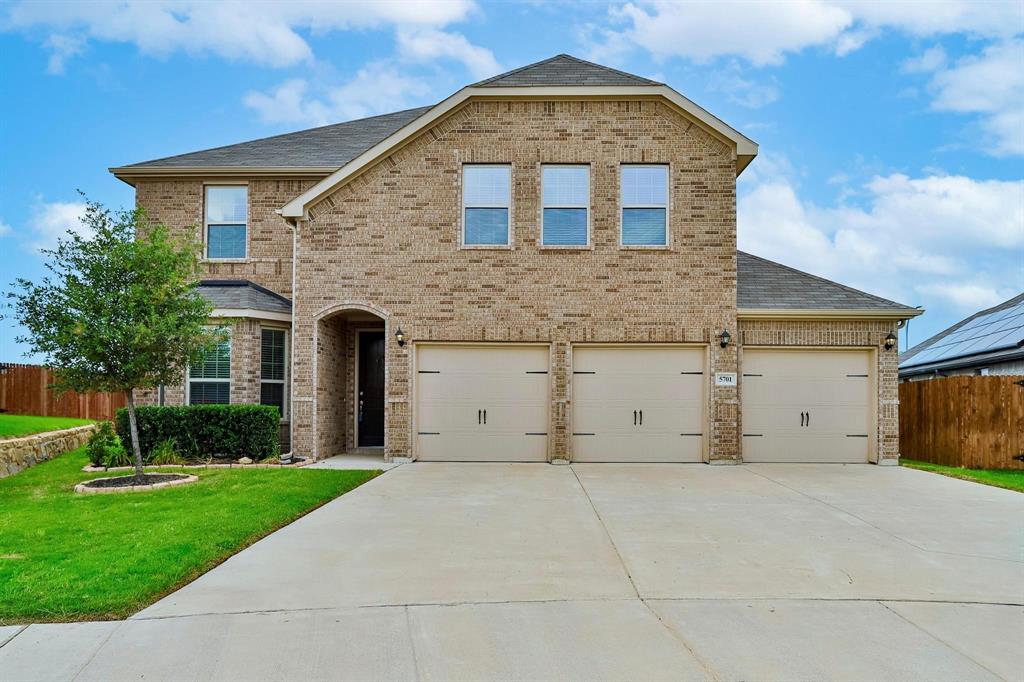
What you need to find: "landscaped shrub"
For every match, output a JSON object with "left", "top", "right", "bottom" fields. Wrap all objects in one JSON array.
[
  {"left": 149, "top": 438, "right": 185, "bottom": 466},
  {"left": 115, "top": 404, "right": 281, "bottom": 462},
  {"left": 86, "top": 421, "right": 126, "bottom": 467}
]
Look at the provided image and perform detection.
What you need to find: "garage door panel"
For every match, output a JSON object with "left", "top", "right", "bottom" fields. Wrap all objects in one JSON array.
[
  {"left": 416, "top": 345, "right": 549, "bottom": 462},
  {"left": 741, "top": 349, "right": 872, "bottom": 463},
  {"left": 572, "top": 346, "right": 705, "bottom": 463}
]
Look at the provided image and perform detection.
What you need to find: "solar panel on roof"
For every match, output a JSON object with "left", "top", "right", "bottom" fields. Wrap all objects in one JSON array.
[{"left": 901, "top": 296, "right": 1024, "bottom": 368}]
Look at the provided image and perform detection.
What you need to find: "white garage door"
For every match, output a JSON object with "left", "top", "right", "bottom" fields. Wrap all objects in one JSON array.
[
  {"left": 572, "top": 346, "right": 705, "bottom": 462},
  {"left": 415, "top": 345, "right": 549, "bottom": 461},
  {"left": 742, "top": 349, "right": 873, "bottom": 463}
]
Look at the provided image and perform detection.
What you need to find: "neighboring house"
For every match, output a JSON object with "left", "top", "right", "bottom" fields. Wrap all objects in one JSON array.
[
  {"left": 111, "top": 54, "right": 922, "bottom": 465},
  {"left": 899, "top": 293, "right": 1024, "bottom": 381}
]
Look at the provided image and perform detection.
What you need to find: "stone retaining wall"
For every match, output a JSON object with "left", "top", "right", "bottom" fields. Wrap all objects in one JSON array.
[{"left": 0, "top": 424, "right": 96, "bottom": 478}]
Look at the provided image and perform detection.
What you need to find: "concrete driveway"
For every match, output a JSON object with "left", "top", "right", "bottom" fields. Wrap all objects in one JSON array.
[{"left": 2, "top": 463, "right": 1022, "bottom": 681}]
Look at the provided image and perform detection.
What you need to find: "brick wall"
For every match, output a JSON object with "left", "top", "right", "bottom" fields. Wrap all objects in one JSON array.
[{"left": 291, "top": 98, "right": 739, "bottom": 460}]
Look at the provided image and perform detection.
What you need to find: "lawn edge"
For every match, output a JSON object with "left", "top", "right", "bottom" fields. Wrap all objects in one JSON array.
[
  {"left": 0, "top": 467, "right": 382, "bottom": 626},
  {"left": 900, "top": 461, "right": 1024, "bottom": 493}
]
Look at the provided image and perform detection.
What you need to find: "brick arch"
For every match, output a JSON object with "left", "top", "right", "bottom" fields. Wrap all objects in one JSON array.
[{"left": 314, "top": 300, "right": 391, "bottom": 322}]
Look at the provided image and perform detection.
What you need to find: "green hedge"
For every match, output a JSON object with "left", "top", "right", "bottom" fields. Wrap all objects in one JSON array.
[{"left": 115, "top": 404, "right": 281, "bottom": 461}]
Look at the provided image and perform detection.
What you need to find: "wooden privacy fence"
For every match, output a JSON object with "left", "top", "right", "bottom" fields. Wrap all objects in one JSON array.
[
  {"left": 899, "top": 375, "right": 1024, "bottom": 470},
  {"left": 0, "top": 363, "right": 126, "bottom": 421}
]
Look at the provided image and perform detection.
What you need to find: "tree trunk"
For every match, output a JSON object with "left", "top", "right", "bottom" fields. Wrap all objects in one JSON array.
[{"left": 125, "top": 389, "right": 144, "bottom": 478}]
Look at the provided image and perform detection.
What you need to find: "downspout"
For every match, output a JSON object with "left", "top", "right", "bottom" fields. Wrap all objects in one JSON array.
[{"left": 283, "top": 214, "right": 298, "bottom": 462}]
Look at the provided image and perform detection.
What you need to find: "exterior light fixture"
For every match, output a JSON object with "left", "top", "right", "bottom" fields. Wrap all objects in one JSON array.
[
  {"left": 719, "top": 329, "right": 731, "bottom": 348},
  {"left": 884, "top": 332, "right": 897, "bottom": 351},
  {"left": 394, "top": 327, "right": 406, "bottom": 347}
]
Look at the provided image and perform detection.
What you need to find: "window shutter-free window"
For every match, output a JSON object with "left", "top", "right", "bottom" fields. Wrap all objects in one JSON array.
[
  {"left": 260, "top": 329, "right": 287, "bottom": 418},
  {"left": 205, "top": 186, "right": 247, "bottom": 259},
  {"left": 621, "top": 166, "right": 668, "bottom": 246},
  {"left": 542, "top": 166, "right": 589, "bottom": 246},
  {"left": 463, "top": 165, "right": 510, "bottom": 246},
  {"left": 189, "top": 337, "right": 231, "bottom": 404}
]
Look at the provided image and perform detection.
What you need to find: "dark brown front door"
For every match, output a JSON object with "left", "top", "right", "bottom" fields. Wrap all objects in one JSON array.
[{"left": 358, "top": 331, "right": 385, "bottom": 447}]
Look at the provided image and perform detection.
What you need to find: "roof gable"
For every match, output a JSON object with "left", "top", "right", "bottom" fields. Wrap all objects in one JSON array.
[{"left": 474, "top": 54, "right": 661, "bottom": 87}]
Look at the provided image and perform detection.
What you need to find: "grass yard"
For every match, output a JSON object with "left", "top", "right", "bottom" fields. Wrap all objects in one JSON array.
[
  {"left": 901, "top": 459, "right": 1024, "bottom": 493},
  {"left": 0, "top": 414, "right": 94, "bottom": 438},
  {"left": 0, "top": 448, "right": 378, "bottom": 624}
]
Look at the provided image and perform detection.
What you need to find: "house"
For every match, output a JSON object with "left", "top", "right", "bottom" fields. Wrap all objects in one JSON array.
[
  {"left": 899, "top": 293, "right": 1024, "bottom": 381},
  {"left": 110, "top": 54, "right": 922, "bottom": 465}
]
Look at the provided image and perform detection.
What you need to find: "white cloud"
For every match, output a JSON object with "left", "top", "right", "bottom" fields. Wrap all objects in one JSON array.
[
  {"left": 3, "top": 0, "right": 478, "bottom": 70},
  {"left": 244, "top": 62, "right": 432, "bottom": 127},
  {"left": 583, "top": 1, "right": 1021, "bottom": 65},
  {"left": 738, "top": 168, "right": 1024, "bottom": 311},
  {"left": 396, "top": 28, "right": 501, "bottom": 80},
  {"left": 928, "top": 40, "right": 1024, "bottom": 156},
  {"left": 900, "top": 45, "right": 946, "bottom": 74},
  {"left": 707, "top": 61, "right": 779, "bottom": 108},
  {"left": 24, "top": 201, "right": 89, "bottom": 251},
  {"left": 0, "top": 218, "right": 12, "bottom": 237}
]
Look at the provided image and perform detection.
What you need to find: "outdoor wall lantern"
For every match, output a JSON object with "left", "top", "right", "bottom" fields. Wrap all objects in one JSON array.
[
  {"left": 395, "top": 327, "right": 406, "bottom": 347},
  {"left": 884, "top": 332, "right": 897, "bottom": 351},
  {"left": 719, "top": 329, "right": 731, "bottom": 348}
]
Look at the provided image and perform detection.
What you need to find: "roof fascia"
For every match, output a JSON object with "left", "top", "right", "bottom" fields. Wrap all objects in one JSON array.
[
  {"left": 211, "top": 308, "right": 292, "bottom": 322},
  {"left": 109, "top": 166, "right": 335, "bottom": 187},
  {"left": 279, "top": 84, "right": 758, "bottom": 219},
  {"left": 738, "top": 308, "right": 924, "bottom": 320}
]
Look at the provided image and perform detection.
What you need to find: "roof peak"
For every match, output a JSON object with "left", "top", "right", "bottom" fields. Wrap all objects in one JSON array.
[{"left": 473, "top": 53, "right": 662, "bottom": 88}]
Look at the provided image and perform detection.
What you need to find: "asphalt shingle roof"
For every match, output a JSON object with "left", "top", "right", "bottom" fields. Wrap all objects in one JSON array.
[
  {"left": 120, "top": 106, "right": 433, "bottom": 169},
  {"left": 737, "top": 251, "right": 915, "bottom": 311},
  {"left": 473, "top": 54, "right": 662, "bottom": 87},
  {"left": 198, "top": 280, "right": 292, "bottom": 314}
]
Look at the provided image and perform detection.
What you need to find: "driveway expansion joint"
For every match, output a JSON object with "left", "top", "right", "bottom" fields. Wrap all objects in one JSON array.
[{"left": 0, "top": 625, "right": 27, "bottom": 649}]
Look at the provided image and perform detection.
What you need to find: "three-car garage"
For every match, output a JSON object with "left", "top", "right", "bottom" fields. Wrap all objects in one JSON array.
[{"left": 412, "top": 343, "right": 877, "bottom": 464}]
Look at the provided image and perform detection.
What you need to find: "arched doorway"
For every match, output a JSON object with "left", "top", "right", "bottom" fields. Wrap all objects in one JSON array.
[{"left": 314, "top": 304, "right": 388, "bottom": 458}]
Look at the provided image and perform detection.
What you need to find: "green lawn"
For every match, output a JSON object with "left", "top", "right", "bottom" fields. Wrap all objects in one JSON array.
[
  {"left": 901, "top": 459, "right": 1024, "bottom": 493},
  {"left": 0, "top": 448, "right": 378, "bottom": 624},
  {"left": 0, "top": 414, "right": 94, "bottom": 438}
]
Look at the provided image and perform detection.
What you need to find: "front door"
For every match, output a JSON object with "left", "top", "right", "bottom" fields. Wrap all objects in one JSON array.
[{"left": 358, "top": 331, "right": 385, "bottom": 447}]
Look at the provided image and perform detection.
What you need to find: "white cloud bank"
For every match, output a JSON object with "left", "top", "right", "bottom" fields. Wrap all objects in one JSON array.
[
  {"left": 22, "top": 201, "right": 89, "bottom": 252},
  {"left": 738, "top": 170, "right": 1024, "bottom": 314},
  {"left": 3, "top": 1, "right": 480, "bottom": 68}
]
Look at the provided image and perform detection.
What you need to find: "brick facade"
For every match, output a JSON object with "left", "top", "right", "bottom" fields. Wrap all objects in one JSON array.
[{"left": 134, "top": 96, "right": 902, "bottom": 464}]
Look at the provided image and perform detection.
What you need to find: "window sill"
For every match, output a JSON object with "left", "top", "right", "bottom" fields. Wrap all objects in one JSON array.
[
  {"left": 539, "top": 244, "right": 593, "bottom": 251},
  {"left": 619, "top": 245, "right": 672, "bottom": 251},
  {"left": 459, "top": 244, "right": 514, "bottom": 251},
  {"left": 202, "top": 258, "right": 251, "bottom": 264}
]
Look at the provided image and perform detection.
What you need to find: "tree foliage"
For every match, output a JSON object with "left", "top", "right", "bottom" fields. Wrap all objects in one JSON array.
[{"left": 7, "top": 198, "right": 221, "bottom": 476}]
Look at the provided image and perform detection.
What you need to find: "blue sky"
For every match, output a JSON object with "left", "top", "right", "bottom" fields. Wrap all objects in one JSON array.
[{"left": 1, "top": 0, "right": 1022, "bottom": 361}]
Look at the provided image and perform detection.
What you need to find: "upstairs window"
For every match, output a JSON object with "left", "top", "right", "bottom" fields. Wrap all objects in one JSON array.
[
  {"left": 260, "top": 328, "right": 288, "bottom": 419},
  {"left": 189, "top": 335, "right": 231, "bottom": 404},
  {"left": 542, "top": 165, "right": 589, "bottom": 246},
  {"left": 463, "top": 165, "right": 511, "bottom": 246},
  {"left": 621, "top": 165, "right": 669, "bottom": 247},
  {"left": 205, "top": 185, "right": 247, "bottom": 259}
]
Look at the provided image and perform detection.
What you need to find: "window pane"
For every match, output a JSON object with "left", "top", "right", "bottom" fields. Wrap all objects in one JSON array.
[
  {"left": 189, "top": 382, "right": 230, "bottom": 405},
  {"left": 190, "top": 339, "right": 231, "bottom": 379},
  {"left": 464, "top": 208, "right": 509, "bottom": 245},
  {"left": 543, "top": 166, "right": 589, "bottom": 206},
  {"left": 621, "top": 166, "right": 668, "bottom": 206},
  {"left": 261, "top": 329, "right": 286, "bottom": 381},
  {"left": 464, "top": 166, "right": 510, "bottom": 206},
  {"left": 622, "top": 208, "right": 667, "bottom": 245},
  {"left": 261, "top": 382, "right": 285, "bottom": 416},
  {"left": 543, "top": 208, "right": 587, "bottom": 245},
  {"left": 206, "top": 186, "right": 247, "bottom": 222},
  {"left": 207, "top": 224, "right": 247, "bottom": 259}
]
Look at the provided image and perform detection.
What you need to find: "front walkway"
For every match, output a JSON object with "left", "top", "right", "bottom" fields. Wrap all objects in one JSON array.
[{"left": 2, "top": 463, "right": 1021, "bottom": 680}]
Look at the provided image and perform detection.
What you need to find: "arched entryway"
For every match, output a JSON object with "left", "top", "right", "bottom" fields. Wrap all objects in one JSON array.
[{"left": 314, "top": 303, "right": 389, "bottom": 458}]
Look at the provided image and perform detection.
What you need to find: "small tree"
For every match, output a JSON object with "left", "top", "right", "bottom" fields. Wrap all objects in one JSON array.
[{"left": 7, "top": 199, "right": 220, "bottom": 478}]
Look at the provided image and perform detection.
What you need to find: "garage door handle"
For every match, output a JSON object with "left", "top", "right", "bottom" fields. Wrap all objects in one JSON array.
[
  {"left": 800, "top": 412, "right": 805, "bottom": 427},
  {"left": 806, "top": 411, "right": 810, "bottom": 427},
  {"left": 634, "top": 410, "right": 637, "bottom": 425},
  {"left": 483, "top": 409, "right": 487, "bottom": 425},
  {"left": 478, "top": 409, "right": 482, "bottom": 425},
  {"left": 639, "top": 410, "right": 643, "bottom": 426}
]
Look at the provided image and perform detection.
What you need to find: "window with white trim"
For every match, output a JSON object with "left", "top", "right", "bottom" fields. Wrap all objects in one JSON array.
[
  {"left": 463, "top": 165, "right": 511, "bottom": 246},
  {"left": 205, "top": 185, "right": 247, "bottom": 259},
  {"left": 542, "top": 165, "right": 589, "bottom": 246},
  {"left": 620, "top": 165, "right": 668, "bottom": 246},
  {"left": 260, "top": 328, "right": 288, "bottom": 418},
  {"left": 189, "top": 335, "right": 231, "bottom": 404}
]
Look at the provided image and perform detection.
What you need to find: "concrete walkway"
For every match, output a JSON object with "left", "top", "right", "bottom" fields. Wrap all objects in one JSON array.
[{"left": 2, "top": 463, "right": 1022, "bottom": 681}]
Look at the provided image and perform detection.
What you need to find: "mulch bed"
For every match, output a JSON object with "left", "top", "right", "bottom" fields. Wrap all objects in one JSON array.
[{"left": 80, "top": 473, "right": 190, "bottom": 489}]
